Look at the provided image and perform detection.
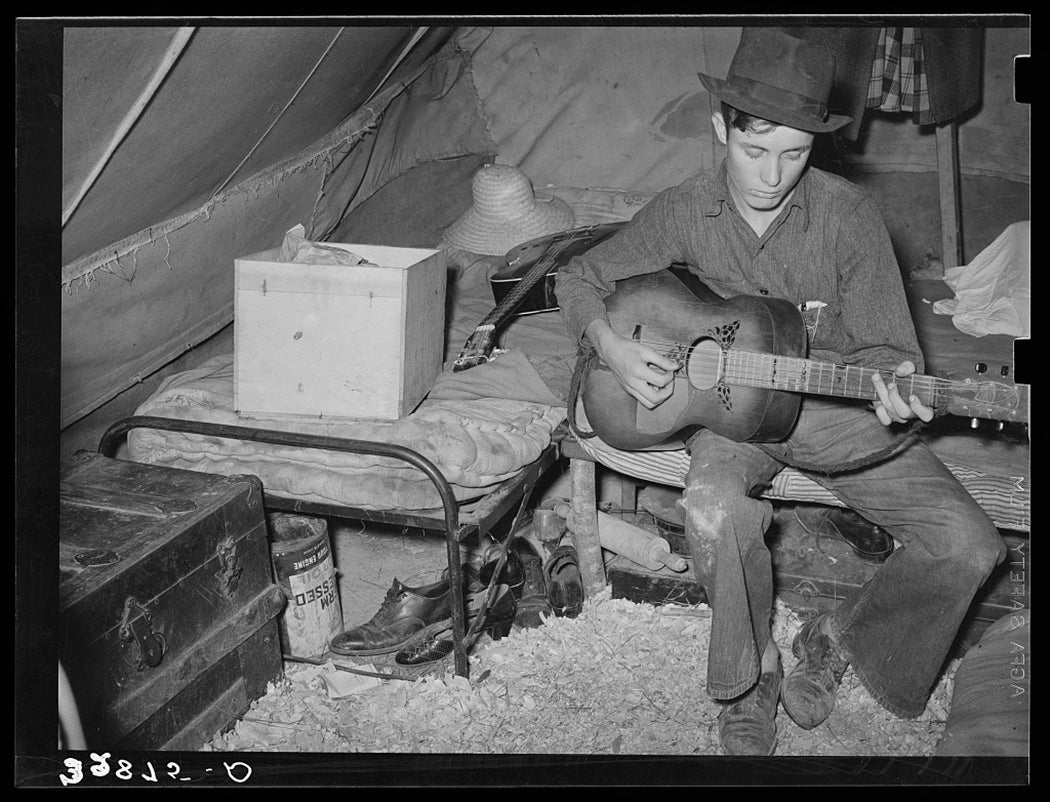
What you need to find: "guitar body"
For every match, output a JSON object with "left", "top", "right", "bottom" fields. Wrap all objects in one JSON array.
[
  {"left": 582, "top": 270, "right": 809, "bottom": 449},
  {"left": 490, "top": 269, "right": 558, "bottom": 315},
  {"left": 488, "top": 221, "right": 627, "bottom": 315}
]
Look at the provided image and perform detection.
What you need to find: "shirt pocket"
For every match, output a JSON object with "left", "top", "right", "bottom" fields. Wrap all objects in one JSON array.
[{"left": 798, "top": 299, "right": 831, "bottom": 340}]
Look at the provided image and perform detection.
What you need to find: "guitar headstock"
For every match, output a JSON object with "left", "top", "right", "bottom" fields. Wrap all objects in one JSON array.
[
  {"left": 453, "top": 325, "right": 499, "bottom": 373},
  {"left": 938, "top": 372, "right": 1029, "bottom": 425},
  {"left": 453, "top": 354, "right": 489, "bottom": 372}
]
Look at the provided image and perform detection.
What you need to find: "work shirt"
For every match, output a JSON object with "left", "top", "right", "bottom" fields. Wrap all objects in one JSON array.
[{"left": 555, "top": 161, "right": 924, "bottom": 375}]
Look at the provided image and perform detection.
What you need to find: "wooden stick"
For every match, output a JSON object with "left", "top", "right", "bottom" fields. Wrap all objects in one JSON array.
[{"left": 567, "top": 457, "right": 607, "bottom": 595}]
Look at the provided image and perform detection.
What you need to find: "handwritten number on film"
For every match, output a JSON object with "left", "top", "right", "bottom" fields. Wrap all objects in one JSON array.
[{"left": 59, "top": 752, "right": 252, "bottom": 785}]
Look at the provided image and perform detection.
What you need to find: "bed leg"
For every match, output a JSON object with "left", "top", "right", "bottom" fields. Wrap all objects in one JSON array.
[{"left": 567, "top": 457, "right": 607, "bottom": 595}]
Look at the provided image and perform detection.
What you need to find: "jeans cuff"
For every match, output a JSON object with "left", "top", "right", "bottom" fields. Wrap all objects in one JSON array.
[{"left": 706, "top": 672, "right": 759, "bottom": 701}]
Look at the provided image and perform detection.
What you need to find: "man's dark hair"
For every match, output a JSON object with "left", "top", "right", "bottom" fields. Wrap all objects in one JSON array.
[{"left": 721, "top": 102, "right": 781, "bottom": 134}]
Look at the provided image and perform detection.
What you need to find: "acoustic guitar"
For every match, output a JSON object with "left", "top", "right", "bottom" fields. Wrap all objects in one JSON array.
[
  {"left": 582, "top": 269, "right": 1030, "bottom": 450},
  {"left": 453, "top": 222, "right": 626, "bottom": 371}
]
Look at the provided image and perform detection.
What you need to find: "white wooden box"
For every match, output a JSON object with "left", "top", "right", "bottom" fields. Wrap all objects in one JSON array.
[{"left": 234, "top": 243, "right": 446, "bottom": 421}]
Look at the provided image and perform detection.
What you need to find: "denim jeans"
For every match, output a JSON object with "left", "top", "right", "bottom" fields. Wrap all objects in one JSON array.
[{"left": 678, "top": 397, "right": 1006, "bottom": 717}]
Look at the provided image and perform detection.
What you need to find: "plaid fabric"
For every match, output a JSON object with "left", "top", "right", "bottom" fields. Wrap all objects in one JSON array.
[{"left": 867, "top": 27, "right": 933, "bottom": 124}]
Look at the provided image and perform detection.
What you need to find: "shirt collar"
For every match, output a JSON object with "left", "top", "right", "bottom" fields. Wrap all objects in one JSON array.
[{"left": 704, "top": 158, "right": 812, "bottom": 232}]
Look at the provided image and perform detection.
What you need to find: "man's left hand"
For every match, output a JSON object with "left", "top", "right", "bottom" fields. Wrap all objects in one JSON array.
[{"left": 871, "top": 360, "right": 935, "bottom": 426}]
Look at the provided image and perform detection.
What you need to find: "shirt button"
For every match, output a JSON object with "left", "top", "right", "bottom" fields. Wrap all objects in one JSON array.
[{"left": 758, "top": 288, "right": 770, "bottom": 295}]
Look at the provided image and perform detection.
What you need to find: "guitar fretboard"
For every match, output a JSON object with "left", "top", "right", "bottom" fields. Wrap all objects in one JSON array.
[
  {"left": 715, "top": 350, "right": 1027, "bottom": 423},
  {"left": 480, "top": 227, "right": 596, "bottom": 324},
  {"left": 725, "top": 352, "right": 928, "bottom": 402},
  {"left": 455, "top": 226, "right": 606, "bottom": 370}
]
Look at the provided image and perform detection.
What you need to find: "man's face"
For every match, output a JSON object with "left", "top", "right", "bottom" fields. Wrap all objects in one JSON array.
[{"left": 713, "top": 113, "right": 815, "bottom": 216}]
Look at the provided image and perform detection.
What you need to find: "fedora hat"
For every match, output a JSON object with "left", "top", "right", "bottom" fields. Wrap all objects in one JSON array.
[
  {"left": 698, "top": 28, "right": 852, "bottom": 133},
  {"left": 444, "top": 164, "right": 575, "bottom": 256}
]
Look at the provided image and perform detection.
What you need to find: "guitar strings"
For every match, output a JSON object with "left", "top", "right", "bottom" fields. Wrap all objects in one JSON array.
[
  {"left": 629, "top": 336, "right": 1025, "bottom": 415},
  {"left": 497, "top": 226, "right": 598, "bottom": 309}
]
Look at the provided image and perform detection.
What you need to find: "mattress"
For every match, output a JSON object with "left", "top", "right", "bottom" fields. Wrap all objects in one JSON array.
[{"left": 127, "top": 353, "right": 565, "bottom": 513}]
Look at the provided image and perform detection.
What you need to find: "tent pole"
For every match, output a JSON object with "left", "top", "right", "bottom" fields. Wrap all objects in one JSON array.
[
  {"left": 936, "top": 121, "right": 963, "bottom": 270},
  {"left": 62, "top": 26, "right": 196, "bottom": 228}
]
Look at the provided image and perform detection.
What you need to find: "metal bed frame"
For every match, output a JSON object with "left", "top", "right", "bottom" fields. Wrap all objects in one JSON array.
[{"left": 98, "top": 414, "right": 560, "bottom": 678}]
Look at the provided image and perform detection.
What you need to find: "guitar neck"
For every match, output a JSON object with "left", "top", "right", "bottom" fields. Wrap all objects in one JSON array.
[
  {"left": 471, "top": 227, "right": 595, "bottom": 328},
  {"left": 455, "top": 230, "right": 584, "bottom": 369},
  {"left": 482, "top": 259, "right": 552, "bottom": 323},
  {"left": 722, "top": 351, "right": 1028, "bottom": 424}
]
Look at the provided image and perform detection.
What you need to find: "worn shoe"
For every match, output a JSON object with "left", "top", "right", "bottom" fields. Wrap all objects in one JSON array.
[
  {"left": 543, "top": 544, "right": 584, "bottom": 618},
  {"left": 394, "top": 583, "right": 517, "bottom": 666},
  {"left": 443, "top": 549, "right": 526, "bottom": 597},
  {"left": 717, "top": 663, "right": 782, "bottom": 756},
  {"left": 781, "top": 613, "right": 849, "bottom": 729},
  {"left": 329, "top": 578, "right": 451, "bottom": 656},
  {"left": 795, "top": 505, "right": 894, "bottom": 564},
  {"left": 512, "top": 536, "right": 553, "bottom": 628}
]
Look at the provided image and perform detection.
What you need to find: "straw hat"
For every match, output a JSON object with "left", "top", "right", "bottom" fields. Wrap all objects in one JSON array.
[
  {"left": 444, "top": 164, "right": 575, "bottom": 256},
  {"left": 698, "top": 28, "right": 852, "bottom": 134}
]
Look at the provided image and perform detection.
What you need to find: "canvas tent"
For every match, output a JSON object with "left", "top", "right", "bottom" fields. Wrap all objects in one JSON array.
[
  {"left": 38, "top": 20, "right": 1030, "bottom": 454},
  {"left": 14, "top": 18, "right": 1030, "bottom": 760}
]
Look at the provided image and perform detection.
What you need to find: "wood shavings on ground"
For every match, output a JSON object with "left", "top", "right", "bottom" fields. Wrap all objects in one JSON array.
[{"left": 204, "top": 591, "right": 959, "bottom": 756}]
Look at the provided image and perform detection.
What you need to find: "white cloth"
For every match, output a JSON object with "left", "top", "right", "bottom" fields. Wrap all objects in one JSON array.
[{"left": 933, "top": 222, "right": 1030, "bottom": 338}]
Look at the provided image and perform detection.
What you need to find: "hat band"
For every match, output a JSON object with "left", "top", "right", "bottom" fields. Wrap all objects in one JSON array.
[{"left": 724, "top": 75, "right": 828, "bottom": 122}]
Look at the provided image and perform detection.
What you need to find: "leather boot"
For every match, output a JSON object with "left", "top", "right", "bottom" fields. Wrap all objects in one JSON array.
[
  {"left": 718, "top": 662, "right": 782, "bottom": 755},
  {"left": 512, "top": 536, "right": 553, "bottom": 628},
  {"left": 795, "top": 505, "right": 894, "bottom": 564},
  {"left": 544, "top": 544, "right": 584, "bottom": 618}
]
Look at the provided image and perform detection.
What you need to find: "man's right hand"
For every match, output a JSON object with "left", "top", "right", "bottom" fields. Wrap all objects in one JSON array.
[{"left": 585, "top": 319, "right": 680, "bottom": 409}]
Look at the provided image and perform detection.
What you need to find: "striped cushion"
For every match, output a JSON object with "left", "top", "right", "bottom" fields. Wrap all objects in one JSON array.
[{"left": 574, "top": 418, "right": 1029, "bottom": 533}]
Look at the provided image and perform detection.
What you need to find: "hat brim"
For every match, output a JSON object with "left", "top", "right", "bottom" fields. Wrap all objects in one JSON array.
[
  {"left": 699, "top": 73, "right": 852, "bottom": 134},
  {"left": 444, "top": 194, "right": 576, "bottom": 257}
]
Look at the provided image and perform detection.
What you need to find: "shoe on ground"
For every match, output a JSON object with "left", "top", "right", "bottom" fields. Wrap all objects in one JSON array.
[
  {"left": 511, "top": 536, "right": 554, "bottom": 628},
  {"left": 329, "top": 577, "right": 451, "bottom": 656},
  {"left": 718, "top": 662, "right": 782, "bottom": 756},
  {"left": 794, "top": 505, "right": 894, "bottom": 564},
  {"left": 443, "top": 548, "right": 526, "bottom": 597},
  {"left": 394, "top": 583, "right": 517, "bottom": 666},
  {"left": 781, "top": 612, "right": 849, "bottom": 729},
  {"left": 543, "top": 544, "right": 584, "bottom": 618}
]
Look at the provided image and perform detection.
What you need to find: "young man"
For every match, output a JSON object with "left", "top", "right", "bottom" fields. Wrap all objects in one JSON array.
[{"left": 555, "top": 28, "right": 1006, "bottom": 756}]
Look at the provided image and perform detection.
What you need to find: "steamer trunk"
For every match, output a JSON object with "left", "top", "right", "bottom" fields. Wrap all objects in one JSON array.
[{"left": 59, "top": 453, "right": 286, "bottom": 750}]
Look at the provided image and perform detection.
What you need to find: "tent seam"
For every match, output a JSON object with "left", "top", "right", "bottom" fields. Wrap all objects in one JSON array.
[
  {"left": 62, "top": 66, "right": 426, "bottom": 291},
  {"left": 454, "top": 29, "right": 498, "bottom": 152}
]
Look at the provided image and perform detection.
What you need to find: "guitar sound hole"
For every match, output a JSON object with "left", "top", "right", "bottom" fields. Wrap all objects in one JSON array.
[{"left": 686, "top": 338, "right": 723, "bottom": 390}]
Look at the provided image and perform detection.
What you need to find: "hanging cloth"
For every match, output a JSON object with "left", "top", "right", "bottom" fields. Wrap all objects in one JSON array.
[
  {"left": 791, "top": 25, "right": 982, "bottom": 139},
  {"left": 867, "top": 27, "right": 933, "bottom": 123}
]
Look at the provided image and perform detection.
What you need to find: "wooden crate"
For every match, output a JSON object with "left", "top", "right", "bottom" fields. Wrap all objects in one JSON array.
[{"left": 234, "top": 243, "right": 446, "bottom": 421}]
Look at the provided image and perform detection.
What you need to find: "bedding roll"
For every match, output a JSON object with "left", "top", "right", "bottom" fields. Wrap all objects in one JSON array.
[{"left": 935, "top": 609, "right": 1030, "bottom": 757}]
